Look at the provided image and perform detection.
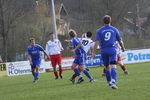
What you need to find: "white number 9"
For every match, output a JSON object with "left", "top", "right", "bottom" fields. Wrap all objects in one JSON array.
[{"left": 104, "top": 32, "right": 111, "bottom": 41}]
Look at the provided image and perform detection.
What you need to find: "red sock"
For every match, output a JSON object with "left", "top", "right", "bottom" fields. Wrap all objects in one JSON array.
[
  {"left": 59, "top": 68, "right": 62, "bottom": 76},
  {"left": 54, "top": 71, "right": 58, "bottom": 78},
  {"left": 71, "top": 68, "right": 82, "bottom": 80},
  {"left": 72, "top": 74, "right": 77, "bottom": 80},
  {"left": 120, "top": 65, "right": 126, "bottom": 72}
]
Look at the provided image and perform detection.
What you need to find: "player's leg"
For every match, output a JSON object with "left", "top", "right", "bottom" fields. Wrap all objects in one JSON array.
[
  {"left": 70, "top": 66, "right": 82, "bottom": 84},
  {"left": 57, "top": 54, "right": 63, "bottom": 78},
  {"left": 109, "top": 51, "right": 118, "bottom": 89},
  {"left": 72, "top": 57, "right": 84, "bottom": 83},
  {"left": 101, "top": 54, "right": 111, "bottom": 83},
  {"left": 50, "top": 55, "right": 58, "bottom": 79},
  {"left": 79, "top": 54, "right": 94, "bottom": 82},
  {"left": 70, "top": 66, "right": 81, "bottom": 80},
  {"left": 33, "top": 65, "right": 40, "bottom": 82},
  {"left": 118, "top": 59, "right": 128, "bottom": 75},
  {"left": 31, "top": 64, "right": 35, "bottom": 77}
]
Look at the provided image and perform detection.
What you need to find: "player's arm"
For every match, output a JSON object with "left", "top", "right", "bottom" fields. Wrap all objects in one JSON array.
[
  {"left": 58, "top": 40, "right": 64, "bottom": 51},
  {"left": 73, "top": 43, "right": 82, "bottom": 51},
  {"left": 39, "top": 45, "right": 50, "bottom": 59},
  {"left": 92, "top": 30, "right": 100, "bottom": 58},
  {"left": 71, "top": 38, "right": 82, "bottom": 53},
  {"left": 118, "top": 41, "right": 125, "bottom": 52},
  {"left": 28, "top": 54, "right": 32, "bottom": 65},
  {"left": 27, "top": 48, "right": 32, "bottom": 65},
  {"left": 64, "top": 39, "right": 72, "bottom": 42},
  {"left": 92, "top": 41, "right": 99, "bottom": 58},
  {"left": 115, "top": 29, "right": 125, "bottom": 52}
]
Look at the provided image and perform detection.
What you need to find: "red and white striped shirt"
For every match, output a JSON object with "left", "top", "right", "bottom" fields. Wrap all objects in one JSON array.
[{"left": 46, "top": 39, "right": 63, "bottom": 55}]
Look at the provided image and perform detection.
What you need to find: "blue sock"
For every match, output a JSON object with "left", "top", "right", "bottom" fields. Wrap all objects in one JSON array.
[
  {"left": 83, "top": 69, "right": 92, "bottom": 79},
  {"left": 106, "top": 69, "right": 111, "bottom": 82},
  {"left": 111, "top": 68, "right": 117, "bottom": 82},
  {"left": 34, "top": 72, "right": 39, "bottom": 80},
  {"left": 73, "top": 68, "right": 80, "bottom": 76}
]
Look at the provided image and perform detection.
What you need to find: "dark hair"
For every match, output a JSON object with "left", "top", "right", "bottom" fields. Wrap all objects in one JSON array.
[
  {"left": 86, "top": 31, "right": 92, "bottom": 38},
  {"left": 103, "top": 15, "right": 111, "bottom": 24},
  {"left": 29, "top": 38, "right": 35, "bottom": 42},
  {"left": 69, "top": 30, "right": 76, "bottom": 38},
  {"left": 49, "top": 32, "right": 54, "bottom": 36}
]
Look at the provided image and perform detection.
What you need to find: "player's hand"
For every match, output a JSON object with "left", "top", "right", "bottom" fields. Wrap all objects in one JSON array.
[
  {"left": 61, "top": 48, "right": 64, "bottom": 51},
  {"left": 64, "top": 40, "right": 70, "bottom": 42}
]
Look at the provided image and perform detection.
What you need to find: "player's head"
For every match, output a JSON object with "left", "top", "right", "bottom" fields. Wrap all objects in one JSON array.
[
  {"left": 69, "top": 29, "right": 77, "bottom": 38},
  {"left": 86, "top": 31, "right": 92, "bottom": 38},
  {"left": 29, "top": 38, "right": 35, "bottom": 46},
  {"left": 103, "top": 15, "right": 111, "bottom": 25},
  {"left": 49, "top": 32, "right": 55, "bottom": 40}
]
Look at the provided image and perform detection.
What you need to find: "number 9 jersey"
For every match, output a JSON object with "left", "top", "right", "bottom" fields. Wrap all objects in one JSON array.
[{"left": 95, "top": 25, "right": 122, "bottom": 49}]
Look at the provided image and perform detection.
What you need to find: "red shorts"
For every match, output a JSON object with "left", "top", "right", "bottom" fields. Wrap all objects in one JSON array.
[
  {"left": 50, "top": 54, "right": 62, "bottom": 67},
  {"left": 117, "top": 56, "right": 122, "bottom": 62}
]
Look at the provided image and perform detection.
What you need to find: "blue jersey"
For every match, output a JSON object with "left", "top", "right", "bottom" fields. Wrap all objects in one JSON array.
[
  {"left": 72, "top": 37, "right": 86, "bottom": 56},
  {"left": 95, "top": 25, "right": 122, "bottom": 49},
  {"left": 28, "top": 44, "right": 44, "bottom": 65}
]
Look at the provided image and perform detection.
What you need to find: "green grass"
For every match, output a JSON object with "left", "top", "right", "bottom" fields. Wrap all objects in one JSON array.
[{"left": 0, "top": 62, "right": 150, "bottom": 100}]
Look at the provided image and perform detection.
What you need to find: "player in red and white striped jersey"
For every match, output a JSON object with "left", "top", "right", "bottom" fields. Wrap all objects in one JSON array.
[{"left": 46, "top": 32, "right": 64, "bottom": 79}]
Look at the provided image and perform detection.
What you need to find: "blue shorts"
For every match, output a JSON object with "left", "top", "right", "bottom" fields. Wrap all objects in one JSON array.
[
  {"left": 101, "top": 48, "right": 117, "bottom": 67},
  {"left": 31, "top": 60, "right": 41, "bottom": 68},
  {"left": 73, "top": 53, "right": 87, "bottom": 65}
]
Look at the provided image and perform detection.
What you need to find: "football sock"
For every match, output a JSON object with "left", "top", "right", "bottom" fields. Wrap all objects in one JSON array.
[
  {"left": 111, "top": 68, "right": 117, "bottom": 81},
  {"left": 83, "top": 69, "right": 92, "bottom": 79},
  {"left": 71, "top": 74, "right": 77, "bottom": 80},
  {"left": 59, "top": 68, "right": 62, "bottom": 76},
  {"left": 120, "top": 65, "right": 126, "bottom": 72},
  {"left": 54, "top": 71, "right": 58, "bottom": 78},
  {"left": 106, "top": 69, "right": 111, "bottom": 82},
  {"left": 34, "top": 72, "right": 39, "bottom": 80},
  {"left": 71, "top": 68, "right": 82, "bottom": 80},
  {"left": 73, "top": 68, "right": 80, "bottom": 76}
]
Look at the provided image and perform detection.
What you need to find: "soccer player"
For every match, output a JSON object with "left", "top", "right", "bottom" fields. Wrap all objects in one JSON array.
[
  {"left": 28, "top": 38, "right": 49, "bottom": 83},
  {"left": 46, "top": 32, "right": 64, "bottom": 79},
  {"left": 69, "top": 29, "right": 94, "bottom": 84},
  {"left": 102, "top": 42, "right": 128, "bottom": 76},
  {"left": 116, "top": 42, "right": 128, "bottom": 74},
  {"left": 92, "top": 15, "right": 125, "bottom": 89},
  {"left": 69, "top": 32, "right": 95, "bottom": 83}
]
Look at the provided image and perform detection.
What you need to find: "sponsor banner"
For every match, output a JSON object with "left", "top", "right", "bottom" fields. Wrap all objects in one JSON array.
[
  {"left": 86, "top": 55, "right": 103, "bottom": 67},
  {"left": 6, "top": 61, "right": 45, "bottom": 76},
  {"left": 123, "top": 49, "right": 150, "bottom": 64},
  {"left": 6, "top": 48, "right": 150, "bottom": 76}
]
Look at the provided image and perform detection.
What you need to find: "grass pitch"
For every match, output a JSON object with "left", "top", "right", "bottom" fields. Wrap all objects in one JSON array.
[{"left": 0, "top": 62, "right": 150, "bottom": 100}]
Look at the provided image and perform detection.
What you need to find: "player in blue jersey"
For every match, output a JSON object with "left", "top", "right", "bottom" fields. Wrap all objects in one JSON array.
[
  {"left": 92, "top": 15, "right": 125, "bottom": 89},
  {"left": 69, "top": 29, "right": 94, "bottom": 84},
  {"left": 28, "top": 38, "right": 49, "bottom": 83}
]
